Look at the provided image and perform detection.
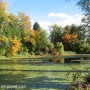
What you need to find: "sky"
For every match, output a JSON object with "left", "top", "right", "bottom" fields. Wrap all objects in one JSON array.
[{"left": 7, "top": 0, "right": 83, "bottom": 32}]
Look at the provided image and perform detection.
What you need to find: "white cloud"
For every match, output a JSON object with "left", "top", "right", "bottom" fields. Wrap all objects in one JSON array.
[
  {"left": 48, "top": 12, "right": 83, "bottom": 26},
  {"left": 31, "top": 20, "right": 52, "bottom": 34},
  {"left": 31, "top": 13, "right": 83, "bottom": 34},
  {"left": 48, "top": 13, "right": 69, "bottom": 19},
  {"left": 38, "top": 21, "right": 52, "bottom": 34},
  {"left": 38, "top": 21, "right": 52, "bottom": 29},
  {"left": 31, "top": 20, "right": 52, "bottom": 30}
]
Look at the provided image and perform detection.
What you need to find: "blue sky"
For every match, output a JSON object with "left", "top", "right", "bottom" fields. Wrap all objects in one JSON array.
[{"left": 7, "top": 0, "right": 83, "bottom": 31}]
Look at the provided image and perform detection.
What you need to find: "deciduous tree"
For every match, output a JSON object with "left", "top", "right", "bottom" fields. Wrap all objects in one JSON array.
[{"left": 9, "top": 36, "right": 21, "bottom": 56}]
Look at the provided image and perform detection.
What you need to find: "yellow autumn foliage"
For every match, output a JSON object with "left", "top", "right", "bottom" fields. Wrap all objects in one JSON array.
[
  {"left": 10, "top": 36, "right": 21, "bottom": 56},
  {"left": 0, "top": 36, "right": 8, "bottom": 42},
  {"left": 0, "top": 1, "right": 7, "bottom": 14},
  {"left": 24, "top": 29, "right": 40, "bottom": 46}
]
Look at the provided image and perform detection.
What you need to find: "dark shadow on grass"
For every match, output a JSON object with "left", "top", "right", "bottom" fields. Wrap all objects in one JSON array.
[
  {"left": 0, "top": 72, "right": 69, "bottom": 90},
  {"left": 0, "top": 69, "right": 90, "bottom": 72},
  {"left": 0, "top": 73, "right": 26, "bottom": 85},
  {"left": 22, "top": 76, "right": 69, "bottom": 90}
]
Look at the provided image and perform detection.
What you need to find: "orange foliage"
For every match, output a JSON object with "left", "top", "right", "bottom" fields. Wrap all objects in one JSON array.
[
  {"left": 63, "top": 33, "right": 78, "bottom": 43},
  {"left": 70, "top": 34, "right": 78, "bottom": 43},
  {"left": 63, "top": 33, "right": 71, "bottom": 41},
  {"left": 10, "top": 36, "right": 21, "bottom": 56}
]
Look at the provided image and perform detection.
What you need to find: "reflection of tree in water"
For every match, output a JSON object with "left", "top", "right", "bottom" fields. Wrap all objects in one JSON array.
[{"left": 12, "top": 59, "right": 21, "bottom": 76}]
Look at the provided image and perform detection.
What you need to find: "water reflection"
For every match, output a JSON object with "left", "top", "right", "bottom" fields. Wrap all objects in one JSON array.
[{"left": 12, "top": 59, "right": 22, "bottom": 76}]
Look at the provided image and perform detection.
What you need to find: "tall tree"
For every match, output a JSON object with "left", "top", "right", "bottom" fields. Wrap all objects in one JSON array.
[
  {"left": 33, "top": 22, "right": 40, "bottom": 31},
  {"left": 0, "top": 0, "right": 7, "bottom": 15},
  {"left": 0, "top": 0, "right": 8, "bottom": 35},
  {"left": 77, "top": 0, "right": 90, "bottom": 15},
  {"left": 23, "top": 29, "right": 40, "bottom": 52},
  {"left": 18, "top": 12, "right": 31, "bottom": 30},
  {"left": 36, "top": 28, "right": 49, "bottom": 52},
  {"left": 77, "top": 0, "right": 90, "bottom": 46},
  {"left": 72, "top": 0, "right": 90, "bottom": 42},
  {"left": 49, "top": 24, "right": 63, "bottom": 44}
]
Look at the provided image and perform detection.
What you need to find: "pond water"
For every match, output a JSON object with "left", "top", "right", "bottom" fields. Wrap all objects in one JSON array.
[{"left": 0, "top": 59, "right": 90, "bottom": 90}]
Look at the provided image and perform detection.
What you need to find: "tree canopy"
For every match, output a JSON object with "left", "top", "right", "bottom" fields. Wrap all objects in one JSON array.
[{"left": 0, "top": 0, "right": 90, "bottom": 56}]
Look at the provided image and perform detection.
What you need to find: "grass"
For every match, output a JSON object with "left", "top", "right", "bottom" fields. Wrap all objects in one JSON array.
[{"left": 0, "top": 57, "right": 90, "bottom": 90}]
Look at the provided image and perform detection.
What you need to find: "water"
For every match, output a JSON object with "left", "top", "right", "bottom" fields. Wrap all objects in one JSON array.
[{"left": 0, "top": 59, "right": 90, "bottom": 90}]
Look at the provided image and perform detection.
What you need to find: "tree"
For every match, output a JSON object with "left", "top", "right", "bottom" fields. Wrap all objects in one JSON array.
[
  {"left": 33, "top": 22, "right": 40, "bottom": 31},
  {"left": 49, "top": 24, "right": 63, "bottom": 44},
  {"left": 55, "top": 42, "right": 65, "bottom": 63},
  {"left": 18, "top": 12, "right": 31, "bottom": 30},
  {"left": 0, "top": 36, "right": 8, "bottom": 56},
  {"left": 0, "top": 1, "right": 8, "bottom": 35},
  {"left": 36, "top": 28, "right": 49, "bottom": 53},
  {"left": 64, "top": 25, "right": 70, "bottom": 33},
  {"left": 0, "top": 13, "right": 24, "bottom": 40},
  {"left": 23, "top": 29, "right": 40, "bottom": 52},
  {"left": 56, "top": 42, "right": 64, "bottom": 54},
  {"left": 8, "top": 36, "right": 21, "bottom": 56},
  {"left": 0, "top": 0, "right": 7, "bottom": 15},
  {"left": 62, "top": 24, "right": 79, "bottom": 51},
  {"left": 76, "top": 0, "right": 90, "bottom": 53},
  {"left": 63, "top": 33, "right": 78, "bottom": 44},
  {"left": 71, "top": 0, "right": 90, "bottom": 42},
  {"left": 68, "top": 0, "right": 90, "bottom": 15},
  {"left": 77, "top": 0, "right": 90, "bottom": 15},
  {"left": 81, "top": 16, "right": 90, "bottom": 39}
]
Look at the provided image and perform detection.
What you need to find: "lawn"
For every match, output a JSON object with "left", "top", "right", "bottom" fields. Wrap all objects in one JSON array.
[{"left": 0, "top": 58, "right": 90, "bottom": 90}]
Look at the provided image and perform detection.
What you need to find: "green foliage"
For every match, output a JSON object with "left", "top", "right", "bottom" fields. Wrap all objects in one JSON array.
[
  {"left": 38, "top": 51, "right": 44, "bottom": 56},
  {"left": 47, "top": 42, "right": 54, "bottom": 52},
  {"left": 0, "top": 0, "right": 90, "bottom": 57},
  {"left": 0, "top": 1, "right": 7, "bottom": 15},
  {"left": 0, "top": 36, "right": 9, "bottom": 56},
  {"left": 75, "top": 40, "right": 90, "bottom": 54},
  {"left": 36, "top": 28, "right": 49, "bottom": 52},
  {"left": 77, "top": 0, "right": 90, "bottom": 15},
  {"left": 56, "top": 42, "right": 64, "bottom": 54},
  {"left": 64, "top": 51, "right": 76, "bottom": 55},
  {"left": 33, "top": 22, "right": 40, "bottom": 31},
  {"left": 23, "top": 29, "right": 40, "bottom": 53},
  {"left": 18, "top": 12, "right": 31, "bottom": 30},
  {"left": 55, "top": 42, "right": 64, "bottom": 63},
  {"left": 49, "top": 24, "right": 63, "bottom": 44}
]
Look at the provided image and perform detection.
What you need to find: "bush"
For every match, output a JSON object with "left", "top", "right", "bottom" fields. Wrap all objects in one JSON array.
[
  {"left": 67, "top": 75, "right": 90, "bottom": 90},
  {"left": 48, "top": 42, "right": 54, "bottom": 52},
  {"left": 50, "top": 50, "right": 64, "bottom": 63},
  {"left": 35, "top": 51, "right": 45, "bottom": 55},
  {"left": 31, "top": 52, "right": 35, "bottom": 55},
  {"left": 64, "top": 51, "right": 76, "bottom": 55},
  {"left": 55, "top": 42, "right": 64, "bottom": 63},
  {"left": 56, "top": 42, "right": 64, "bottom": 54}
]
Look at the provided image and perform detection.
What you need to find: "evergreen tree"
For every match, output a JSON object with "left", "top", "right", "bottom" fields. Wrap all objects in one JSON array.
[{"left": 33, "top": 22, "right": 40, "bottom": 31}]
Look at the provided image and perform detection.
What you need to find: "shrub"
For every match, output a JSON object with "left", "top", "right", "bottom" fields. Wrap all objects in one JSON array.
[
  {"left": 55, "top": 42, "right": 65, "bottom": 63},
  {"left": 56, "top": 42, "right": 64, "bottom": 54},
  {"left": 39, "top": 52, "right": 44, "bottom": 56},
  {"left": 64, "top": 51, "right": 76, "bottom": 55},
  {"left": 67, "top": 74, "right": 90, "bottom": 90},
  {"left": 50, "top": 50, "right": 65, "bottom": 63}
]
